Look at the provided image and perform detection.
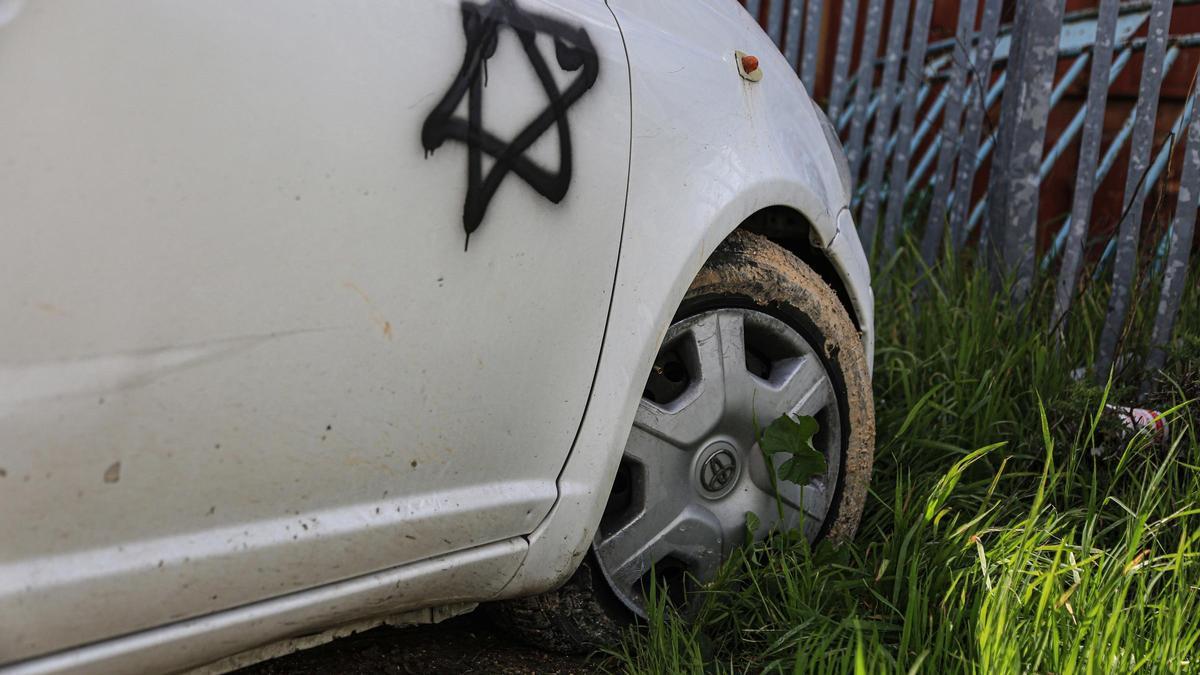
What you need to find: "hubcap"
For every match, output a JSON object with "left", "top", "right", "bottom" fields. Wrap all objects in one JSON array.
[{"left": 593, "top": 307, "right": 842, "bottom": 616}]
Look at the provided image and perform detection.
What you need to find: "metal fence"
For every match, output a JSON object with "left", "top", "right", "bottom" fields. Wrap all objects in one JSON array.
[{"left": 744, "top": 0, "right": 1199, "bottom": 390}]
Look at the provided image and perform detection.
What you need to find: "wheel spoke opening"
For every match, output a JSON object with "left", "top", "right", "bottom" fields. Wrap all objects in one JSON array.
[{"left": 633, "top": 314, "right": 731, "bottom": 449}]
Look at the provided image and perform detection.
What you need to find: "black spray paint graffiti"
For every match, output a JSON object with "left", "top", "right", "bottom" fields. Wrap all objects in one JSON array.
[{"left": 420, "top": 0, "right": 600, "bottom": 249}]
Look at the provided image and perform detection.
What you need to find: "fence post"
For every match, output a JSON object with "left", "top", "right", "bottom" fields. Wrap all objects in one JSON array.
[
  {"left": 983, "top": 0, "right": 1029, "bottom": 272},
  {"left": 1096, "top": 0, "right": 1173, "bottom": 381},
  {"left": 881, "top": 0, "right": 934, "bottom": 255},
  {"left": 785, "top": 0, "right": 804, "bottom": 69},
  {"left": 827, "top": 0, "right": 859, "bottom": 123},
  {"left": 845, "top": 0, "right": 887, "bottom": 180},
  {"left": 766, "top": 0, "right": 786, "bottom": 47},
  {"left": 801, "top": 0, "right": 825, "bottom": 90},
  {"left": 986, "top": 0, "right": 1066, "bottom": 299},
  {"left": 1143, "top": 86, "right": 1200, "bottom": 394},
  {"left": 859, "top": 0, "right": 912, "bottom": 255},
  {"left": 1052, "top": 0, "right": 1120, "bottom": 333},
  {"left": 920, "top": 0, "right": 979, "bottom": 266},
  {"left": 948, "top": 0, "right": 1002, "bottom": 251}
]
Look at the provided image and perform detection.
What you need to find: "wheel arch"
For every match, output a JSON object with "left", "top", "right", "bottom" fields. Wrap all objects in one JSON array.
[
  {"left": 736, "top": 205, "right": 862, "bottom": 334},
  {"left": 495, "top": 188, "right": 875, "bottom": 605}
]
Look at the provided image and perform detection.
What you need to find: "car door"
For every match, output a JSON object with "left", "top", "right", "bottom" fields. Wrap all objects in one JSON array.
[{"left": 0, "top": 0, "right": 629, "bottom": 661}]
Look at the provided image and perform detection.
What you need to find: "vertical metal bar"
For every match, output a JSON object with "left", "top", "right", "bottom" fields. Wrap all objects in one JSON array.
[
  {"left": 1051, "top": 0, "right": 1121, "bottom": 330},
  {"left": 948, "top": 0, "right": 1002, "bottom": 250},
  {"left": 1041, "top": 49, "right": 1129, "bottom": 178},
  {"left": 784, "top": 0, "right": 804, "bottom": 69},
  {"left": 1000, "top": 0, "right": 1067, "bottom": 299},
  {"left": 879, "top": 81, "right": 933, "bottom": 164},
  {"left": 1097, "top": 92, "right": 1196, "bottom": 271},
  {"left": 859, "top": 0, "right": 912, "bottom": 254},
  {"left": 974, "top": 54, "right": 1090, "bottom": 172},
  {"left": 827, "top": 0, "right": 860, "bottom": 122},
  {"left": 907, "top": 71, "right": 1006, "bottom": 196},
  {"left": 766, "top": 0, "right": 786, "bottom": 47},
  {"left": 846, "top": 0, "right": 887, "bottom": 180},
  {"left": 881, "top": 0, "right": 934, "bottom": 254},
  {"left": 912, "top": 88, "right": 952, "bottom": 155},
  {"left": 1043, "top": 49, "right": 1181, "bottom": 272},
  {"left": 1143, "top": 95, "right": 1200, "bottom": 391},
  {"left": 982, "top": 0, "right": 1031, "bottom": 269},
  {"left": 843, "top": 64, "right": 937, "bottom": 136},
  {"left": 963, "top": 52, "right": 1093, "bottom": 245},
  {"left": 745, "top": 0, "right": 763, "bottom": 20},
  {"left": 910, "top": 62, "right": 960, "bottom": 152},
  {"left": 800, "top": 0, "right": 824, "bottom": 90},
  {"left": 1091, "top": 64, "right": 1186, "bottom": 280},
  {"left": 1096, "top": 0, "right": 1173, "bottom": 380},
  {"left": 920, "top": 0, "right": 980, "bottom": 265}
]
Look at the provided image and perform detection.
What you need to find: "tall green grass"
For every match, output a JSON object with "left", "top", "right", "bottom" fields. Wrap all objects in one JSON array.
[{"left": 614, "top": 243, "right": 1200, "bottom": 674}]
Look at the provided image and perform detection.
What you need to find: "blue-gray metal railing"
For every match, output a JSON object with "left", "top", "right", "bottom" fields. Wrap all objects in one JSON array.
[{"left": 743, "top": 0, "right": 1200, "bottom": 385}]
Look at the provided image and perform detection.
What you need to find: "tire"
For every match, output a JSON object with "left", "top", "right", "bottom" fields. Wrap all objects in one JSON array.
[{"left": 489, "top": 230, "right": 875, "bottom": 653}]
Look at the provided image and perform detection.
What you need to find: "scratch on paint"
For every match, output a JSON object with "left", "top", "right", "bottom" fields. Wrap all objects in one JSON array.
[
  {"left": 342, "top": 282, "right": 394, "bottom": 340},
  {"left": 0, "top": 328, "right": 330, "bottom": 416}
]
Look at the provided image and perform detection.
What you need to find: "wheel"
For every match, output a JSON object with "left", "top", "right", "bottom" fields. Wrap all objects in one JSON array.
[{"left": 488, "top": 230, "right": 875, "bottom": 651}]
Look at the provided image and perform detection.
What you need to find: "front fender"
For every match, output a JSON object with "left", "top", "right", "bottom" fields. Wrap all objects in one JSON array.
[{"left": 497, "top": 0, "right": 872, "bottom": 596}]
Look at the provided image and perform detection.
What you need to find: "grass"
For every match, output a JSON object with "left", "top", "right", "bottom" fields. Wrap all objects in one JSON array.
[{"left": 611, "top": 241, "right": 1200, "bottom": 674}]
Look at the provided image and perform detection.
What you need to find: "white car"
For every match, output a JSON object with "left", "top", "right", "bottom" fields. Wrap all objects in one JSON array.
[{"left": 0, "top": 0, "right": 874, "bottom": 672}]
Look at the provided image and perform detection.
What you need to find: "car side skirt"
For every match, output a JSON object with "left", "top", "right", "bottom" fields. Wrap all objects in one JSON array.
[{"left": 3, "top": 539, "right": 526, "bottom": 675}]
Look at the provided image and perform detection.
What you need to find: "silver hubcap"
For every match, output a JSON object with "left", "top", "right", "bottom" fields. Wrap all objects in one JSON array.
[{"left": 593, "top": 308, "right": 842, "bottom": 616}]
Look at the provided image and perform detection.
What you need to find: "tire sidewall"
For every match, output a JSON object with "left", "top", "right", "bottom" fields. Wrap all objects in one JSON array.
[{"left": 679, "top": 230, "right": 874, "bottom": 546}]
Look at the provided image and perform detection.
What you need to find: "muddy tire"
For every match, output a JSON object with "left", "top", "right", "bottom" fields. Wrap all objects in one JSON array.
[
  {"left": 485, "top": 554, "right": 626, "bottom": 654},
  {"left": 490, "top": 230, "right": 875, "bottom": 652}
]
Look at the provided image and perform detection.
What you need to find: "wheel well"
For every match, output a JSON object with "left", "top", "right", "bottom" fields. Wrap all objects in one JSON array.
[{"left": 736, "top": 206, "right": 861, "bottom": 331}]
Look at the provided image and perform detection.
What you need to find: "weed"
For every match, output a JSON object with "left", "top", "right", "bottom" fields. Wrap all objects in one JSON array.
[{"left": 614, "top": 240, "right": 1200, "bottom": 674}]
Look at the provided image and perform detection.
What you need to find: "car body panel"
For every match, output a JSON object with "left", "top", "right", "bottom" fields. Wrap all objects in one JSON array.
[
  {"left": 0, "top": 0, "right": 875, "bottom": 671},
  {"left": 0, "top": 0, "right": 629, "bottom": 662},
  {"left": 5, "top": 539, "right": 526, "bottom": 675},
  {"left": 498, "top": 0, "right": 874, "bottom": 598}
]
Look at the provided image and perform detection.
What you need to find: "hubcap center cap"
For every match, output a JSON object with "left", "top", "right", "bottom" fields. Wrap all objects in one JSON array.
[{"left": 695, "top": 442, "right": 740, "bottom": 499}]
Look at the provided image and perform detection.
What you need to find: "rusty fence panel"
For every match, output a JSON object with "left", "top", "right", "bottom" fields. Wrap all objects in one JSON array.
[{"left": 741, "top": 0, "right": 1200, "bottom": 384}]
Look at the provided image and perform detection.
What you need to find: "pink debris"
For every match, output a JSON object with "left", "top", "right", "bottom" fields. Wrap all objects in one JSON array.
[{"left": 1106, "top": 404, "right": 1168, "bottom": 439}]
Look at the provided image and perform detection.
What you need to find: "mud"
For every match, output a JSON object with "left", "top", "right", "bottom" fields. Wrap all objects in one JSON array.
[
  {"left": 688, "top": 229, "right": 876, "bottom": 545},
  {"left": 235, "top": 612, "right": 607, "bottom": 675}
]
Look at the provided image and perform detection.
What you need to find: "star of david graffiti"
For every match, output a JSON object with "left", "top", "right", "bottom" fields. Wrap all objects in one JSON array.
[{"left": 420, "top": 0, "right": 600, "bottom": 250}]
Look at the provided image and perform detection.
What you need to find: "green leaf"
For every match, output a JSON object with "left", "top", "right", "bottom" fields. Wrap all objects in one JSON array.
[
  {"left": 760, "top": 414, "right": 826, "bottom": 486},
  {"left": 743, "top": 510, "right": 761, "bottom": 546}
]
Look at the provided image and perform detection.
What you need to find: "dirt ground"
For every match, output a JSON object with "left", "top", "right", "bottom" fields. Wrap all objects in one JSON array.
[{"left": 235, "top": 611, "right": 607, "bottom": 675}]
